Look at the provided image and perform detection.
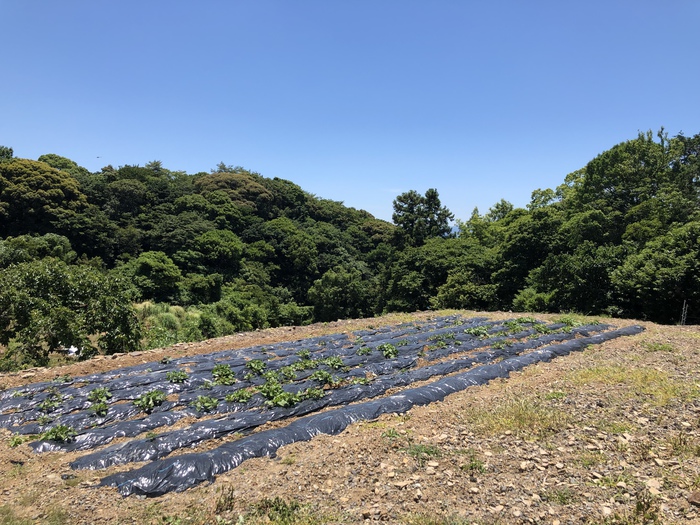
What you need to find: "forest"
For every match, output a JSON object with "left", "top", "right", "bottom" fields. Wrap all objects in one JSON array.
[{"left": 0, "top": 129, "right": 698, "bottom": 371}]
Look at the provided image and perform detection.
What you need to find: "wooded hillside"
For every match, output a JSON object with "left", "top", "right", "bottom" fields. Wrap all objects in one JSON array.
[{"left": 0, "top": 129, "right": 698, "bottom": 370}]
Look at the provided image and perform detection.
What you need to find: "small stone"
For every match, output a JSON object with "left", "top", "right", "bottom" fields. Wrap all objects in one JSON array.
[
  {"left": 427, "top": 461, "right": 439, "bottom": 467},
  {"left": 688, "top": 491, "right": 700, "bottom": 507},
  {"left": 646, "top": 478, "right": 662, "bottom": 490},
  {"left": 512, "top": 509, "right": 522, "bottom": 517},
  {"left": 602, "top": 506, "right": 612, "bottom": 516},
  {"left": 469, "top": 487, "right": 480, "bottom": 494}
]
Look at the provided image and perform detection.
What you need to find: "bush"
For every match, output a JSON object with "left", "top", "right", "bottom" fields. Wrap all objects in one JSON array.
[{"left": 0, "top": 258, "right": 141, "bottom": 370}]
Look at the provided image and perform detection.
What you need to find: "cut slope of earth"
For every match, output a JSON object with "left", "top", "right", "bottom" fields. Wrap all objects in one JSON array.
[{"left": 1, "top": 310, "right": 699, "bottom": 525}]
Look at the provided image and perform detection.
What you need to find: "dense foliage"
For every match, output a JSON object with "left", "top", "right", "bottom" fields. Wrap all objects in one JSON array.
[{"left": 0, "top": 129, "right": 698, "bottom": 369}]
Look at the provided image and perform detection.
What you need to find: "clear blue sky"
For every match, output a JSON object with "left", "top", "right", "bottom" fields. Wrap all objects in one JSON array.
[{"left": 2, "top": 1, "right": 698, "bottom": 222}]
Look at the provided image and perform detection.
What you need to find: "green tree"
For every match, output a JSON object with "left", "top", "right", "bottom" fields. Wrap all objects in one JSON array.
[
  {"left": 0, "top": 146, "right": 13, "bottom": 160},
  {"left": 0, "top": 158, "right": 87, "bottom": 237},
  {"left": 0, "top": 234, "right": 76, "bottom": 268},
  {"left": 118, "top": 251, "right": 182, "bottom": 303},
  {"left": 0, "top": 259, "right": 141, "bottom": 370},
  {"left": 194, "top": 229, "right": 244, "bottom": 274},
  {"left": 308, "top": 264, "right": 374, "bottom": 321},
  {"left": 392, "top": 188, "right": 453, "bottom": 247},
  {"left": 611, "top": 221, "right": 700, "bottom": 323},
  {"left": 37, "top": 154, "right": 90, "bottom": 178}
]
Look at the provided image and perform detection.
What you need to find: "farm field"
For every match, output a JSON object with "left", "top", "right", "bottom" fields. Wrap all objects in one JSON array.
[{"left": 1, "top": 310, "right": 699, "bottom": 525}]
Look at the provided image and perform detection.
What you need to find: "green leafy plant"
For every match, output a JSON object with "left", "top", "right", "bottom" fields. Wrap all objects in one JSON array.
[
  {"left": 225, "top": 389, "right": 254, "bottom": 403},
  {"left": 534, "top": 323, "right": 552, "bottom": 334},
  {"left": 257, "top": 378, "right": 284, "bottom": 400},
  {"left": 309, "top": 369, "right": 340, "bottom": 387},
  {"left": 191, "top": 395, "right": 218, "bottom": 413},
  {"left": 91, "top": 401, "right": 109, "bottom": 417},
  {"left": 245, "top": 359, "right": 267, "bottom": 375},
  {"left": 295, "top": 349, "right": 311, "bottom": 359},
  {"left": 87, "top": 387, "right": 112, "bottom": 403},
  {"left": 41, "top": 424, "right": 77, "bottom": 443},
  {"left": 378, "top": 343, "right": 398, "bottom": 358},
  {"left": 166, "top": 370, "right": 188, "bottom": 383},
  {"left": 265, "top": 391, "right": 300, "bottom": 408},
  {"left": 134, "top": 390, "right": 166, "bottom": 413},
  {"left": 291, "top": 358, "right": 319, "bottom": 371},
  {"left": 277, "top": 365, "right": 297, "bottom": 381},
  {"left": 38, "top": 388, "right": 63, "bottom": 413},
  {"left": 356, "top": 346, "right": 372, "bottom": 356},
  {"left": 320, "top": 356, "right": 344, "bottom": 370},
  {"left": 298, "top": 387, "right": 325, "bottom": 400},
  {"left": 465, "top": 326, "right": 489, "bottom": 337},
  {"left": 37, "top": 414, "right": 53, "bottom": 425},
  {"left": 212, "top": 364, "right": 236, "bottom": 385},
  {"left": 9, "top": 434, "right": 33, "bottom": 447}
]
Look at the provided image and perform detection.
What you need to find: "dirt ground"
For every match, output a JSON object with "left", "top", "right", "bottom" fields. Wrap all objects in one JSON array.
[{"left": 1, "top": 310, "right": 700, "bottom": 525}]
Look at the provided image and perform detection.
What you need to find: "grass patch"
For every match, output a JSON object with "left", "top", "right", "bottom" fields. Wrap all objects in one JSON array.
[
  {"left": 455, "top": 448, "right": 486, "bottom": 474},
  {"left": 640, "top": 341, "right": 676, "bottom": 353},
  {"left": 568, "top": 366, "right": 699, "bottom": 406},
  {"left": 0, "top": 506, "right": 33, "bottom": 525},
  {"left": 242, "top": 497, "right": 328, "bottom": 525},
  {"left": 403, "top": 443, "right": 441, "bottom": 466},
  {"left": 597, "top": 419, "right": 634, "bottom": 434},
  {"left": 577, "top": 450, "right": 606, "bottom": 468},
  {"left": 542, "top": 487, "right": 578, "bottom": 505},
  {"left": 544, "top": 390, "right": 567, "bottom": 401},
  {"left": 459, "top": 396, "right": 570, "bottom": 438}
]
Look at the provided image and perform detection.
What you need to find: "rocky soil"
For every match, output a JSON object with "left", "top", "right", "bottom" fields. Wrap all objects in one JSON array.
[{"left": 1, "top": 310, "right": 700, "bottom": 525}]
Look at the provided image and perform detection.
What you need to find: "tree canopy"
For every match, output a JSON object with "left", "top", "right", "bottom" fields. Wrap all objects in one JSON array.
[{"left": 1, "top": 130, "right": 699, "bottom": 370}]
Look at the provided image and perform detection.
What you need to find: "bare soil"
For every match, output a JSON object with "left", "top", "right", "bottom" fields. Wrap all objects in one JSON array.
[{"left": 1, "top": 310, "right": 700, "bottom": 525}]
